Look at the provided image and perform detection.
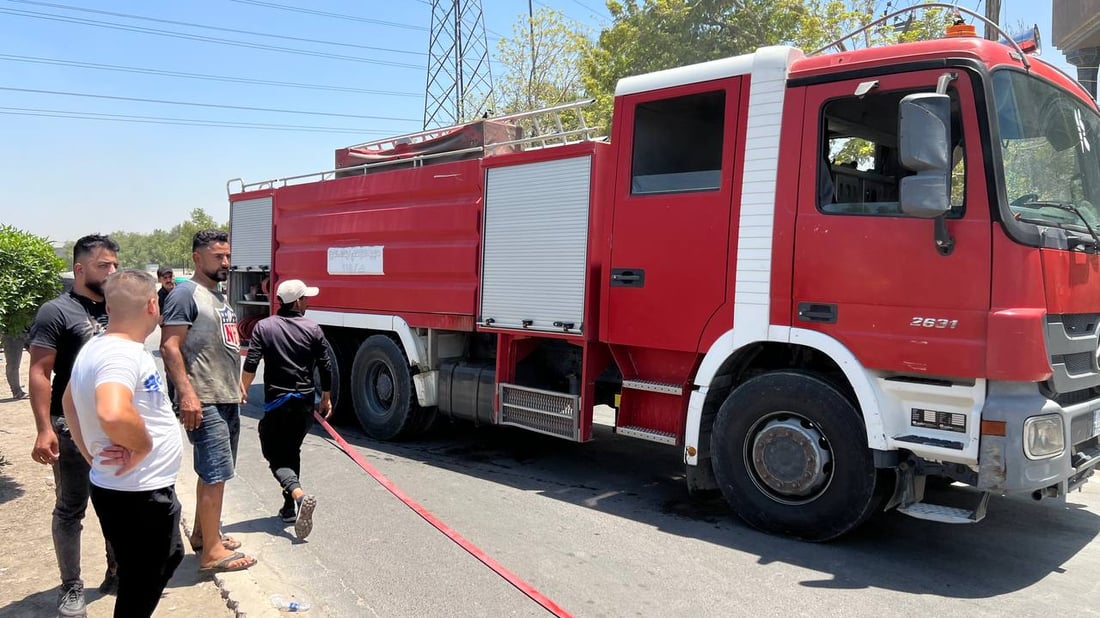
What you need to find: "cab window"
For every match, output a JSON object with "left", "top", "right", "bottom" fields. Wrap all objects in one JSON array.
[
  {"left": 631, "top": 90, "right": 726, "bottom": 195},
  {"left": 819, "top": 88, "right": 965, "bottom": 217}
]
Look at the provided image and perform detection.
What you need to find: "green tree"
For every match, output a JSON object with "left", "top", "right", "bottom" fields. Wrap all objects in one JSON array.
[
  {"left": 582, "top": 0, "right": 952, "bottom": 130},
  {"left": 56, "top": 208, "right": 227, "bottom": 270},
  {"left": 582, "top": 0, "right": 811, "bottom": 128},
  {"left": 496, "top": 7, "right": 592, "bottom": 117},
  {"left": 0, "top": 225, "right": 64, "bottom": 335},
  {"left": 161, "top": 208, "right": 225, "bottom": 269}
]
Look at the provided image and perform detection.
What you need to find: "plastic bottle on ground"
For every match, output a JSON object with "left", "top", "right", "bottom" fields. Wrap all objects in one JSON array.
[{"left": 270, "top": 594, "right": 311, "bottom": 612}]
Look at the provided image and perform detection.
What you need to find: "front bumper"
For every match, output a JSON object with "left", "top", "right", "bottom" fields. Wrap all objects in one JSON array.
[{"left": 978, "top": 381, "right": 1100, "bottom": 495}]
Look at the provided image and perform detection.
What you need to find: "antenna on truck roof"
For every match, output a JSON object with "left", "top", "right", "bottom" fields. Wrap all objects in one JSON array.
[{"left": 811, "top": 3, "right": 1032, "bottom": 70}]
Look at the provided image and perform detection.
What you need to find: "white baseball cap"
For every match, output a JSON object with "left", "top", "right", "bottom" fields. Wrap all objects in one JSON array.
[{"left": 276, "top": 279, "right": 319, "bottom": 303}]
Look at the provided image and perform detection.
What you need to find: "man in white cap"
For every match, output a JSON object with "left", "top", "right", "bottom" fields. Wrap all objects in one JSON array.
[{"left": 239, "top": 279, "right": 332, "bottom": 540}]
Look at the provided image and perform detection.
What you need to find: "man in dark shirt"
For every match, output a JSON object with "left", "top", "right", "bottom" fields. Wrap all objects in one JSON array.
[
  {"left": 156, "top": 266, "right": 175, "bottom": 313},
  {"left": 240, "top": 279, "right": 332, "bottom": 540},
  {"left": 156, "top": 266, "right": 177, "bottom": 407},
  {"left": 28, "top": 234, "right": 121, "bottom": 617}
]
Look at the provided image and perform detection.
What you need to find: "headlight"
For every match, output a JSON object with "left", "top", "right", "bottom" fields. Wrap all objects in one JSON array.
[{"left": 1023, "top": 414, "right": 1065, "bottom": 459}]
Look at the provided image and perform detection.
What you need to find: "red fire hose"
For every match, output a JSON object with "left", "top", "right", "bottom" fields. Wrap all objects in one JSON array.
[{"left": 314, "top": 413, "right": 572, "bottom": 617}]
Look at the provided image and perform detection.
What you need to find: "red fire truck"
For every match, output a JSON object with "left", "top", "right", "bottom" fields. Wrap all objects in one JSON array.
[{"left": 227, "top": 9, "right": 1100, "bottom": 540}]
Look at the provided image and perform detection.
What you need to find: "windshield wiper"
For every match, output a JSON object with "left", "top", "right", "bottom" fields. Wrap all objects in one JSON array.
[{"left": 1015, "top": 201, "right": 1100, "bottom": 250}]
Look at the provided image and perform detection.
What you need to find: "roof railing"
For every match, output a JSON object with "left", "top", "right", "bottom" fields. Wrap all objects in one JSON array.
[
  {"left": 811, "top": 3, "right": 1031, "bottom": 69},
  {"left": 229, "top": 99, "right": 602, "bottom": 195}
]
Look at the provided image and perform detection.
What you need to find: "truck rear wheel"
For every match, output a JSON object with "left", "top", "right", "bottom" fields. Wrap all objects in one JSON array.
[
  {"left": 350, "top": 335, "right": 422, "bottom": 440},
  {"left": 710, "top": 371, "right": 882, "bottom": 541}
]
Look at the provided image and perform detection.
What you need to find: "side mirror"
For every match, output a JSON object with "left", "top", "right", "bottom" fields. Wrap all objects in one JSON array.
[{"left": 899, "top": 93, "right": 951, "bottom": 219}]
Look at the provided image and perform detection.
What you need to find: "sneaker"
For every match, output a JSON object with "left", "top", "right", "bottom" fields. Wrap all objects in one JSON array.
[
  {"left": 57, "top": 582, "right": 86, "bottom": 617},
  {"left": 279, "top": 499, "right": 297, "bottom": 523},
  {"left": 294, "top": 495, "right": 316, "bottom": 540},
  {"left": 98, "top": 568, "right": 119, "bottom": 595}
]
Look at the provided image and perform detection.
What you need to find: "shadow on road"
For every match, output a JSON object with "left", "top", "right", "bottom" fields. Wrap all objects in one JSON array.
[
  {"left": 238, "top": 393, "right": 1100, "bottom": 599},
  {"left": 0, "top": 469, "right": 24, "bottom": 506},
  {"left": 223, "top": 515, "right": 299, "bottom": 546},
  {"left": 0, "top": 588, "right": 56, "bottom": 617}
]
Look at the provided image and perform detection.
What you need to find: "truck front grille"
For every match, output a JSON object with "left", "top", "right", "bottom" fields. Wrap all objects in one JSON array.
[{"left": 1045, "top": 313, "right": 1100, "bottom": 394}]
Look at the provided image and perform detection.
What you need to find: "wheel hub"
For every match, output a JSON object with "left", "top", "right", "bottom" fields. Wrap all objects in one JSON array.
[
  {"left": 750, "top": 417, "right": 831, "bottom": 499},
  {"left": 374, "top": 369, "right": 394, "bottom": 403}
]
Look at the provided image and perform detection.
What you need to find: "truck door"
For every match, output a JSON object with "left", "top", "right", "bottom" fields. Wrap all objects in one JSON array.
[
  {"left": 792, "top": 69, "right": 991, "bottom": 377},
  {"left": 604, "top": 79, "right": 743, "bottom": 352}
]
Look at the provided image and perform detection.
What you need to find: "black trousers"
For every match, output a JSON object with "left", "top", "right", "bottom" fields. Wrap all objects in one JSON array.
[
  {"left": 258, "top": 397, "right": 314, "bottom": 498},
  {"left": 90, "top": 484, "right": 183, "bottom": 618}
]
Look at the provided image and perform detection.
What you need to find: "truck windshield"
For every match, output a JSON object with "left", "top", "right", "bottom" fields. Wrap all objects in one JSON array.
[{"left": 993, "top": 70, "right": 1100, "bottom": 236}]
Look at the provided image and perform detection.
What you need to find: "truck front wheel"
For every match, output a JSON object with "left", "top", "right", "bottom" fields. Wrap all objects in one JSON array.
[
  {"left": 350, "top": 335, "right": 421, "bottom": 440},
  {"left": 710, "top": 371, "right": 882, "bottom": 541}
]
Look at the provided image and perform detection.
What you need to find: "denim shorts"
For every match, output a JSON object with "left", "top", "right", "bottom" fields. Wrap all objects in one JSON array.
[{"left": 186, "top": 403, "right": 240, "bottom": 484}]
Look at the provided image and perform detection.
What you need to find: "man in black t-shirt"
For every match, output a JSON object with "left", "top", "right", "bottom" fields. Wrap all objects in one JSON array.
[
  {"left": 240, "top": 279, "right": 332, "bottom": 540},
  {"left": 156, "top": 266, "right": 177, "bottom": 406},
  {"left": 28, "top": 234, "right": 121, "bottom": 617},
  {"left": 156, "top": 266, "right": 175, "bottom": 314}
]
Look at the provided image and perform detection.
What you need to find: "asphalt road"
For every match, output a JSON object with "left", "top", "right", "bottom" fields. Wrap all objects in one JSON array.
[
  {"left": 229, "top": 396, "right": 1100, "bottom": 616},
  {"left": 153, "top": 332, "right": 1100, "bottom": 617}
]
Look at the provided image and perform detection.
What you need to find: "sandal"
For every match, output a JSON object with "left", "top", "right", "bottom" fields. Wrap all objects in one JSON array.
[
  {"left": 198, "top": 551, "right": 256, "bottom": 573},
  {"left": 189, "top": 534, "right": 242, "bottom": 552}
]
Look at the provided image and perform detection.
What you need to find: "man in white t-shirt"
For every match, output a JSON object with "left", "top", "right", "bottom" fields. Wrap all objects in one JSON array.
[{"left": 62, "top": 269, "right": 184, "bottom": 618}]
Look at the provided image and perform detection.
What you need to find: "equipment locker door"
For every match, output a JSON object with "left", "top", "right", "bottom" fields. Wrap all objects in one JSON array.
[
  {"left": 791, "top": 69, "right": 992, "bottom": 377},
  {"left": 604, "top": 78, "right": 743, "bottom": 352}
]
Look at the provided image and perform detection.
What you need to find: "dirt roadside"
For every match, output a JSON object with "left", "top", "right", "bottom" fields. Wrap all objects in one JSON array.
[{"left": 0, "top": 350, "right": 235, "bottom": 617}]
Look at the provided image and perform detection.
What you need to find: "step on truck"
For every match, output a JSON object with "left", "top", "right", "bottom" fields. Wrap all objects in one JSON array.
[{"left": 226, "top": 7, "right": 1100, "bottom": 540}]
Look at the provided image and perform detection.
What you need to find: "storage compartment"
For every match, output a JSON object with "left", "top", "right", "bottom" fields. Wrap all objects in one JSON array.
[
  {"left": 479, "top": 155, "right": 592, "bottom": 334},
  {"left": 228, "top": 270, "right": 271, "bottom": 346},
  {"left": 229, "top": 196, "right": 273, "bottom": 269}
]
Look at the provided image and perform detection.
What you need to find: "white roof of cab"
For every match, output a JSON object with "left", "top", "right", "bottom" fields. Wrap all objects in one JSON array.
[{"left": 615, "top": 46, "right": 800, "bottom": 96}]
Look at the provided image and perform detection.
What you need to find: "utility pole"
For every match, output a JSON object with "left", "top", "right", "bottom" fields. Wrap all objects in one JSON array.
[
  {"left": 984, "top": 0, "right": 1001, "bottom": 41},
  {"left": 423, "top": 0, "right": 495, "bottom": 129}
]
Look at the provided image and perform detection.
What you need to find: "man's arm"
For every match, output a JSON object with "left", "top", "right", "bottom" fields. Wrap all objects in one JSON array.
[
  {"left": 240, "top": 323, "right": 265, "bottom": 405},
  {"left": 60, "top": 384, "right": 92, "bottom": 465},
  {"left": 160, "top": 325, "right": 202, "bottom": 430},
  {"left": 314, "top": 330, "right": 333, "bottom": 419},
  {"left": 28, "top": 345, "right": 59, "bottom": 464},
  {"left": 94, "top": 382, "right": 152, "bottom": 476},
  {"left": 240, "top": 370, "right": 257, "bottom": 405}
]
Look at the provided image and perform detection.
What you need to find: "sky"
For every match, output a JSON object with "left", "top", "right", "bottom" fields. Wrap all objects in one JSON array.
[{"left": 0, "top": 0, "right": 1077, "bottom": 243}]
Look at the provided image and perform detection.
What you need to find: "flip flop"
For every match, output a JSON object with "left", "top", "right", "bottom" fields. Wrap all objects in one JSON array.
[
  {"left": 199, "top": 551, "right": 256, "bottom": 573},
  {"left": 294, "top": 495, "right": 316, "bottom": 540},
  {"left": 189, "top": 535, "right": 243, "bottom": 552}
]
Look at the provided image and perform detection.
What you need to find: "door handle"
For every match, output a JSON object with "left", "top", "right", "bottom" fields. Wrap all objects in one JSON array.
[
  {"left": 611, "top": 268, "right": 645, "bottom": 287},
  {"left": 797, "top": 302, "right": 838, "bottom": 324}
]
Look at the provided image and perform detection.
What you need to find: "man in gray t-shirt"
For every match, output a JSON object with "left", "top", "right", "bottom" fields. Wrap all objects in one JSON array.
[
  {"left": 162, "top": 279, "right": 241, "bottom": 403},
  {"left": 160, "top": 230, "right": 255, "bottom": 573}
]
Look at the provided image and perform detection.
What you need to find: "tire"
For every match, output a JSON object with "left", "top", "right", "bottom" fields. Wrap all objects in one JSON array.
[
  {"left": 710, "top": 371, "right": 882, "bottom": 541},
  {"left": 350, "top": 335, "right": 422, "bottom": 440}
]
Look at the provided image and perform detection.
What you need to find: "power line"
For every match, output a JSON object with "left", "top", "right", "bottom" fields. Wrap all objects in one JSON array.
[
  {"left": 8, "top": 0, "right": 426, "bottom": 57},
  {"left": 0, "top": 106, "right": 392, "bottom": 134},
  {"left": 568, "top": 0, "right": 604, "bottom": 15},
  {"left": 0, "top": 86, "right": 421, "bottom": 122},
  {"left": 0, "top": 54, "right": 422, "bottom": 97},
  {"left": 531, "top": 0, "right": 586, "bottom": 24},
  {"left": 227, "top": 0, "right": 428, "bottom": 31},
  {"left": 0, "top": 7, "right": 423, "bottom": 68}
]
